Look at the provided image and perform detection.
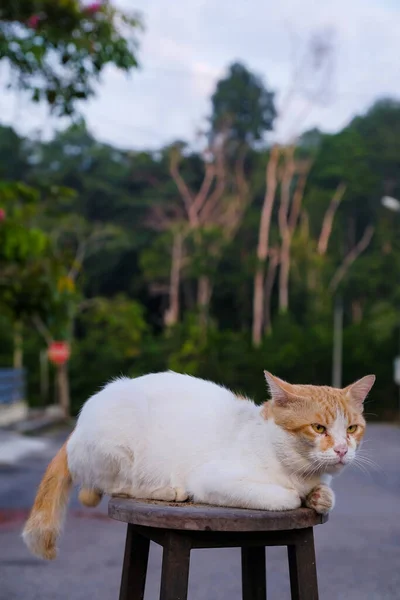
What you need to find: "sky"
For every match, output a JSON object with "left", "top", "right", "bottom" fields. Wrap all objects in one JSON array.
[{"left": 1, "top": 0, "right": 400, "bottom": 150}]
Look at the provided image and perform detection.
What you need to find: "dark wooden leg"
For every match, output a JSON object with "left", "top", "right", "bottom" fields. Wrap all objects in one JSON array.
[
  {"left": 119, "top": 524, "right": 150, "bottom": 600},
  {"left": 287, "top": 528, "right": 319, "bottom": 600},
  {"left": 159, "top": 531, "right": 191, "bottom": 600},
  {"left": 241, "top": 546, "right": 267, "bottom": 600}
]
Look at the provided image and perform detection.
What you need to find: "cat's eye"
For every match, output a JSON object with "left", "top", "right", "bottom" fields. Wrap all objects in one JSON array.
[
  {"left": 311, "top": 424, "right": 326, "bottom": 434},
  {"left": 347, "top": 425, "right": 358, "bottom": 434}
]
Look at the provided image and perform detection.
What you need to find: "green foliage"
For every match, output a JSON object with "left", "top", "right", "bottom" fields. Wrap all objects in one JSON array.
[
  {"left": 140, "top": 233, "right": 174, "bottom": 283},
  {"left": 0, "top": 182, "right": 51, "bottom": 319},
  {"left": 80, "top": 295, "right": 147, "bottom": 357},
  {"left": 0, "top": 312, "right": 13, "bottom": 366},
  {"left": 210, "top": 62, "right": 277, "bottom": 146},
  {"left": 0, "top": 0, "right": 141, "bottom": 115},
  {"left": 143, "top": 313, "right": 333, "bottom": 405},
  {"left": 0, "top": 178, "right": 82, "bottom": 343},
  {"left": 186, "top": 226, "right": 226, "bottom": 278},
  {"left": 1, "top": 95, "right": 400, "bottom": 419},
  {"left": 70, "top": 295, "right": 147, "bottom": 410}
]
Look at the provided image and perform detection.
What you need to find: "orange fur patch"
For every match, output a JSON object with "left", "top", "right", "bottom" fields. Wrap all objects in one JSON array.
[
  {"left": 267, "top": 381, "right": 366, "bottom": 447},
  {"left": 78, "top": 488, "right": 103, "bottom": 508},
  {"left": 260, "top": 401, "right": 272, "bottom": 420},
  {"left": 22, "top": 438, "right": 72, "bottom": 560}
]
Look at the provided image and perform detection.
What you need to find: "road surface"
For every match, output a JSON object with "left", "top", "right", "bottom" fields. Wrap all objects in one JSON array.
[{"left": 0, "top": 424, "right": 399, "bottom": 600}]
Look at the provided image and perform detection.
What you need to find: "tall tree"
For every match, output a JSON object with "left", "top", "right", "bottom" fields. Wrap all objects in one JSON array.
[
  {"left": 210, "top": 62, "right": 276, "bottom": 148},
  {"left": 169, "top": 136, "right": 250, "bottom": 327},
  {"left": 164, "top": 63, "right": 276, "bottom": 327},
  {"left": 252, "top": 30, "right": 335, "bottom": 345}
]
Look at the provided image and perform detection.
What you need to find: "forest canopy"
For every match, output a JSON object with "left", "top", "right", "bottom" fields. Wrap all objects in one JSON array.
[{"left": 0, "top": 56, "right": 399, "bottom": 419}]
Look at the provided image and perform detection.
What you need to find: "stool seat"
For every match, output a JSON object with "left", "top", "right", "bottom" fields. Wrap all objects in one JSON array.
[
  {"left": 109, "top": 497, "right": 328, "bottom": 600},
  {"left": 109, "top": 497, "right": 327, "bottom": 532}
]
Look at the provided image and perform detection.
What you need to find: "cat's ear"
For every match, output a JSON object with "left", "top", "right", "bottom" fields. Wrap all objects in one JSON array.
[
  {"left": 344, "top": 375, "right": 376, "bottom": 409},
  {"left": 264, "top": 371, "right": 296, "bottom": 406}
]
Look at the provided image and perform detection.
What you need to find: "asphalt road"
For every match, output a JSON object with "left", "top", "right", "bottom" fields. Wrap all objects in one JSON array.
[{"left": 0, "top": 423, "right": 399, "bottom": 600}]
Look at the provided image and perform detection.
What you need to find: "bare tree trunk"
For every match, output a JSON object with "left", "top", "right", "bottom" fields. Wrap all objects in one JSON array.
[
  {"left": 40, "top": 349, "right": 49, "bottom": 405},
  {"left": 278, "top": 147, "right": 295, "bottom": 314},
  {"left": 252, "top": 145, "right": 280, "bottom": 346},
  {"left": 253, "top": 270, "right": 265, "bottom": 345},
  {"left": 329, "top": 226, "right": 375, "bottom": 292},
  {"left": 318, "top": 183, "right": 346, "bottom": 255},
  {"left": 164, "top": 232, "right": 184, "bottom": 327},
  {"left": 12, "top": 320, "right": 23, "bottom": 403},
  {"left": 250, "top": 30, "right": 333, "bottom": 341},
  {"left": 278, "top": 152, "right": 311, "bottom": 314},
  {"left": 13, "top": 320, "right": 23, "bottom": 369},
  {"left": 56, "top": 363, "right": 70, "bottom": 420},
  {"left": 169, "top": 137, "right": 229, "bottom": 332},
  {"left": 170, "top": 138, "right": 251, "bottom": 333},
  {"left": 279, "top": 239, "right": 291, "bottom": 313},
  {"left": 264, "top": 248, "right": 280, "bottom": 335}
]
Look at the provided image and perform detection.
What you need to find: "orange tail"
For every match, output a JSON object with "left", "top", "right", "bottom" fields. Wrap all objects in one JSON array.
[{"left": 22, "top": 440, "right": 72, "bottom": 560}]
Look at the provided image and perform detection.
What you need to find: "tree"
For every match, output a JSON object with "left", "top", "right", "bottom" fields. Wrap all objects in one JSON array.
[
  {"left": 161, "top": 63, "right": 276, "bottom": 328},
  {"left": 0, "top": 126, "right": 30, "bottom": 180},
  {"left": 0, "top": 0, "right": 141, "bottom": 115},
  {"left": 71, "top": 295, "right": 147, "bottom": 410},
  {"left": 0, "top": 3, "right": 143, "bottom": 416},
  {"left": 210, "top": 62, "right": 276, "bottom": 147},
  {"left": 0, "top": 182, "right": 67, "bottom": 368},
  {"left": 1, "top": 90, "right": 400, "bottom": 419},
  {"left": 169, "top": 136, "right": 250, "bottom": 327},
  {"left": 252, "top": 30, "right": 335, "bottom": 345}
]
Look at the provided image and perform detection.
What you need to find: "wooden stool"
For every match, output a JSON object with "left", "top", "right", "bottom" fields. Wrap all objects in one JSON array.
[{"left": 109, "top": 498, "right": 328, "bottom": 600}]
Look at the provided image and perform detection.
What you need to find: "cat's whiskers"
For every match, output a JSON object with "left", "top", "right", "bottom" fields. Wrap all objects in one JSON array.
[
  {"left": 280, "top": 454, "right": 311, "bottom": 478},
  {"left": 308, "top": 459, "right": 330, "bottom": 478},
  {"left": 351, "top": 460, "right": 370, "bottom": 476},
  {"left": 282, "top": 454, "right": 328, "bottom": 480},
  {"left": 352, "top": 453, "right": 383, "bottom": 474}
]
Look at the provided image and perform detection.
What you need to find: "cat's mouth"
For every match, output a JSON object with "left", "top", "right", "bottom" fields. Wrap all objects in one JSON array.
[
  {"left": 331, "top": 457, "right": 351, "bottom": 471},
  {"left": 315, "top": 457, "right": 349, "bottom": 473}
]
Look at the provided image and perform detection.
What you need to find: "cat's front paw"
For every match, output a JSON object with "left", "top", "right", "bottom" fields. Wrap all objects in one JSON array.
[
  {"left": 151, "top": 486, "right": 189, "bottom": 502},
  {"left": 306, "top": 484, "right": 335, "bottom": 515}
]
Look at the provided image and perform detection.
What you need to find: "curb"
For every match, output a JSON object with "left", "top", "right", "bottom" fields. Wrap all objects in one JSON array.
[{"left": 14, "top": 417, "right": 69, "bottom": 436}]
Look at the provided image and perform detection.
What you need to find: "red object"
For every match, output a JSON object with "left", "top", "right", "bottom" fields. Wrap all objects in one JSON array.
[
  {"left": 85, "top": 2, "right": 102, "bottom": 15},
  {"left": 27, "top": 14, "right": 40, "bottom": 29},
  {"left": 48, "top": 341, "right": 70, "bottom": 365},
  {"left": 0, "top": 208, "right": 5, "bottom": 222}
]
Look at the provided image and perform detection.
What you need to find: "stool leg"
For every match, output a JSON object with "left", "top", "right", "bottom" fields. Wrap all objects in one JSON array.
[
  {"left": 241, "top": 546, "right": 267, "bottom": 600},
  {"left": 159, "top": 531, "right": 191, "bottom": 600},
  {"left": 287, "top": 527, "right": 319, "bottom": 600},
  {"left": 119, "top": 524, "right": 150, "bottom": 600}
]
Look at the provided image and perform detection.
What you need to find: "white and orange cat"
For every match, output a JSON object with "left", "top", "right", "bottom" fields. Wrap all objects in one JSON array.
[{"left": 22, "top": 370, "right": 375, "bottom": 560}]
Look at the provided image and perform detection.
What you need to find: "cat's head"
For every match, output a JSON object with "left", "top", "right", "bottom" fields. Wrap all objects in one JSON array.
[{"left": 263, "top": 371, "right": 375, "bottom": 476}]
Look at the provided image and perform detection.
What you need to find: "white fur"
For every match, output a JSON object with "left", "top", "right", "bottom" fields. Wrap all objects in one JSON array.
[{"left": 67, "top": 372, "right": 342, "bottom": 511}]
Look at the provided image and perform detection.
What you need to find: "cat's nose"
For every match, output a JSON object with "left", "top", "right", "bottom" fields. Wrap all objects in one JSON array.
[{"left": 334, "top": 444, "right": 348, "bottom": 458}]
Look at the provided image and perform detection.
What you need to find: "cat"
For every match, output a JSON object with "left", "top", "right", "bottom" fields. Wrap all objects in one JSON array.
[{"left": 22, "top": 370, "right": 375, "bottom": 560}]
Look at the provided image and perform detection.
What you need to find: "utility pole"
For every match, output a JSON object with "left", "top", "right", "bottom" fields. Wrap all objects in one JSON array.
[{"left": 332, "top": 296, "right": 343, "bottom": 388}]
